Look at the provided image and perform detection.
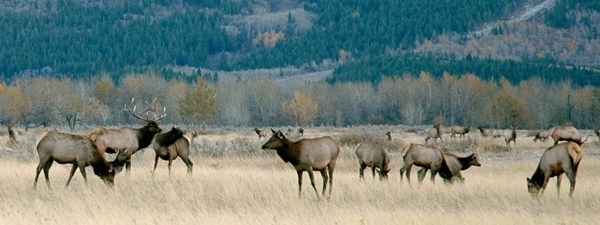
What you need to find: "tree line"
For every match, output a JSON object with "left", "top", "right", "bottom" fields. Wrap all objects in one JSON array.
[{"left": 1, "top": 71, "right": 599, "bottom": 130}]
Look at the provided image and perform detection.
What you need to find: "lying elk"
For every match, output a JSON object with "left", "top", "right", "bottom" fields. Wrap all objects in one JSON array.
[
  {"left": 549, "top": 126, "right": 584, "bottom": 146},
  {"left": 34, "top": 131, "right": 130, "bottom": 189},
  {"left": 425, "top": 123, "right": 443, "bottom": 144},
  {"left": 87, "top": 98, "right": 165, "bottom": 172},
  {"left": 437, "top": 152, "right": 481, "bottom": 184},
  {"left": 450, "top": 125, "right": 470, "bottom": 138},
  {"left": 254, "top": 127, "right": 268, "bottom": 139},
  {"left": 261, "top": 130, "right": 340, "bottom": 199},
  {"left": 355, "top": 142, "right": 390, "bottom": 181},
  {"left": 527, "top": 141, "right": 584, "bottom": 198},
  {"left": 152, "top": 126, "right": 193, "bottom": 175},
  {"left": 399, "top": 143, "right": 444, "bottom": 185},
  {"left": 533, "top": 129, "right": 552, "bottom": 142}
]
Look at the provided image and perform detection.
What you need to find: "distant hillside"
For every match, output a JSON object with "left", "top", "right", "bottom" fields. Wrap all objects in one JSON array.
[{"left": 0, "top": 0, "right": 599, "bottom": 85}]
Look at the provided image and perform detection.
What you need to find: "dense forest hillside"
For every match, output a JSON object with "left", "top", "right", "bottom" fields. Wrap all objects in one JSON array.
[{"left": 0, "top": 0, "right": 599, "bottom": 85}]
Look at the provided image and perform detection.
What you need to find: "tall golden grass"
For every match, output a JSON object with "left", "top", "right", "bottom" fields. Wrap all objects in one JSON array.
[{"left": 1, "top": 127, "right": 600, "bottom": 225}]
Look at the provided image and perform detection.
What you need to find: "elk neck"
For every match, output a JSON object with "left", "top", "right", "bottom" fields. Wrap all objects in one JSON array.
[
  {"left": 274, "top": 139, "right": 301, "bottom": 165},
  {"left": 457, "top": 156, "right": 474, "bottom": 170},
  {"left": 136, "top": 127, "right": 156, "bottom": 149},
  {"left": 529, "top": 167, "right": 545, "bottom": 187}
]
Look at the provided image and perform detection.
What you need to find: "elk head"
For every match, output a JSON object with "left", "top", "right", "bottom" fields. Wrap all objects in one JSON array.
[{"left": 261, "top": 129, "right": 287, "bottom": 150}]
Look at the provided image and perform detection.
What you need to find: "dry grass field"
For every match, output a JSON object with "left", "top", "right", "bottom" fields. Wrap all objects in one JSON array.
[{"left": 1, "top": 125, "right": 600, "bottom": 225}]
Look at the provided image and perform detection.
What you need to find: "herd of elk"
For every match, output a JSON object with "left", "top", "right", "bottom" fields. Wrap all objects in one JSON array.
[
  {"left": 151, "top": 126, "right": 193, "bottom": 175},
  {"left": 33, "top": 131, "right": 130, "bottom": 189},
  {"left": 87, "top": 98, "right": 165, "bottom": 172},
  {"left": 261, "top": 129, "right": 340, "bottom": 199},
  {"left": 354, "top": 142, "right": 390, "bottom": 181}
]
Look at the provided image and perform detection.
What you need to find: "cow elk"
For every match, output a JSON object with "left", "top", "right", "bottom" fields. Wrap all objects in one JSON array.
[
  {"left": 503, "top": 126, "right": 517, "bottom": 149},
  {"left": 425, "top": 123, "right": 443, "bottom": 144},
  {"left": 355, "top": 142, "right": 390, "bottom": 181},
  {"left": 450, "top": 125, "right": 470, "bottom": 138},
  {"left": 437, "top": 152, "right": 481, "bottom": 183},
  {"left": 549, "top": 126, "right": 584, "bottom": 146},
  {"left": 533, "top": 129, "right": 551, "bottom": 142},
  {"left": 478, "top": 127, "right": 492, "bottom": 138},
  {"left": 87, "top": 98, "right": 165, "bottom": 172},
  {"left": 527, "top": 142, "right": 584, "bottom": 198},
  {"left": 254, "top": 127, "right": 268, "bottom": 139},
  {"left": 152, "top": 126, "right": 194, "bottom": 175},
  {"left": 399, "top": 143, "right": 444, "bottom": 185},
  {"left": 33, "top": 131, "right": 129, "bottom": 189},
  {"left": 261, "top": 130, "right": 340, "bottom": 199}
]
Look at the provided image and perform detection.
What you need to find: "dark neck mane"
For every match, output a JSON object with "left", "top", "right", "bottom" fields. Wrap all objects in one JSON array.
[
  {"left": 275, "top": 139, "right": 300, "bottom": 165},
  {"left": 155, "top": 130, "right": 182, "bottom": 147},
  {"left": 530, "top": 167, "right": 545, "bottom": 187},
  {"left": 457, "top": 156, "right": 473, "bottom": 170},
  {"left": 136, "top": 126, "right": 156, "bottom": 150}
]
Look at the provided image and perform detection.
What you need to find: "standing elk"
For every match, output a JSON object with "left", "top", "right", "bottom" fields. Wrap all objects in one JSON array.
[
  {"left": 33, "top": 131, "right": 130, "bottom": 189},
  {"left": 478, "top": 127, "right": 492, "bottom": 137},
  {"left": 151, "top": 126, "right": 193, "bottom": 175},
  {"left": 87, "top": 98, "right": 164, "bottom": 172},
  {"left": 261, "top": 129, "right": 340, "bottom": 199},
  {"left": 385, "top": 131, "right": 393, "bottom": 141},
  {"left": 254, "top": 128, "right": 268, "bottom": 139},
  {"left": 527, "top": 142, "right": 584, "bottom": 198},
  {"left": 549, "top": 126, "right": 584, "bottom": 146},
  {"left": 399, "top": 143, "right": 444, "bottom": 185},
  {"left": 533, "top": 129, "right": 552, "bottom": 142},
  {"left": 437, "top": 152, "right": 481, "bottom": 184},
  {"left": 425, "top": 123, "right": 443, "bottom": 144},
  {"left": 503, "top": 126, "right": 517, "bottom": 149},
  {"left": 298, "top": 127, "right": 304, "bottom": 136},
  {"left": 355, "top": 142, "right": 390, "bottom": 181},
  {"left": 450, "top": 125, "right": 470, "bottom": 138}
]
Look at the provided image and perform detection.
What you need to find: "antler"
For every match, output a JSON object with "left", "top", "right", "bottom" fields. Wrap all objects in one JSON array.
[{"left": 123, "top": 98, "right": 167, "bottom": 122}]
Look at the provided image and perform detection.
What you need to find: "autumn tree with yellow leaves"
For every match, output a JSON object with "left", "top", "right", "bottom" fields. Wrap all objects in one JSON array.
[
  {"left": 283, "top": 92, "right": 318, "bottom": 126},
  {"left": 178, "top": 78, "right": 217, "bottom": 125}
]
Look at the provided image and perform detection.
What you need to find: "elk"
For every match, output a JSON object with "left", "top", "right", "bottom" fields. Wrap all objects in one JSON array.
[
  {"left": 151, "top": 126, "right": 193, "bottom": 175},
  {"left": 87, "top": 98, "right": 165, "bottom": 172},
  {"left": 595, "top": 129, "right": 600, "bottom": 139},
  {"left": 503, "top": 126, "right": 517, "bottom": 148},
  {"left": 354, "top": 142, "right": 390, "bottom": 181},
  {"left": 298, "top": 127, "right": 304, "bottom": 136},
  {"left": 527, "top": 142, "right": 584, "bottom": 198},
  {"left": 533, "top": 129, "right": 552, "bottom": 142},
  {"left": 261, "top": 130, "right": 340, "bottom": 199},
  {"left": 478, "top": 127, "right": 492, "bottom": 137},
  {"left": 450, "top": 125, "right": 470, "bottom": 138},
  {"left": 549, "top": 126, "right": 584, "bottom": 146},
  {"left": 399, "top": 143, "right": 444, "bottom": 185},
  {"left": 385, "top": 131, "right": 393, "bottom": 141},
  {"left": 425, "top": 123, "right": 443, "bottom": 144},
  {"left": 33, "top": 131, "right": 130, "bottom": 189},
  {"left": 254, "top": 127, "right": 268, "bottom": 139},
  {"left": 437, "top": 152, "right": 481, "bottom": 184}
]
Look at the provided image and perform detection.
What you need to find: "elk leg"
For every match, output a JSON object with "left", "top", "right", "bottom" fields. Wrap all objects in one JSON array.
[
  {"left": 296, "top": 170, "right": 303, "bottom": 198},
  {"left": 566, "top": 166, "right": 579, "bottom": 197},
  {"left": 307, "top": 168, "right": 320, "bottom": 199},
  {"left": 556, "top": 174, "right": 562, "bottom": 197},
  {"left": 430, "top": 169, "right": 438, "bottom": 184},
  {"left": 327, "top": 164, "right": 335, "bottom": 196},
  {"left": 43, "top": 160, "right": 53, "bottom": 188},
  {"left": 125, "top": 159, "right": 132, "bottom": 173},
  {"left": 167, "top": 151, "right": 173, "bottom": 176},
  {"left": 540, "top": 176, "right": 551, "bottom": 195},
  {"left": 65, "top": 164, "right": 78, "bottom": 187},
  {"left": 371, "top": 166, "right": 377, "bottom": 180},
  {"left": 34, "top": 159, "right": 48, "bottom": 189},
  {"left": 359, "top": 163, "right": 366, "bottom": 180},
  {"left": 417, "top": 168, "right": 428, "bottom": 184},
  {"left": 180, "top": 155, "right": 193, "bottom": 174},
  {"left": 152, "top": 154, "right": 159, "bottom": 176},
  {"left": 79, "top": 165, "right": 88, "bottom": 187},
  {"left": 320, "top": 169, "right": 329, "bottom": 196}
]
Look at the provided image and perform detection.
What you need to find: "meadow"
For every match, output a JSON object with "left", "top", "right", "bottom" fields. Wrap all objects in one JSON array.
[{"left": 1, "top": 126, "right": 600, "bottom": 225}]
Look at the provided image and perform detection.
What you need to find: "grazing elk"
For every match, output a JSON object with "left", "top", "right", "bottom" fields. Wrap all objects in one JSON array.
[
  {"left": 425, "top": 123, "right": 443, "bottom": 144},
  {"left": 478, "top": 127, "right": 492, "bottom": 138},
  {"left": 549, "top": 126, "right": 584, "bottom": 146},
  {"left": 261, "top": 130, "right": 340, "bottom": 199},
  {"left": 450, "top": 125, "right": 470, "bottom": 138},
  {"left": 87, "top": 98, "right": 165, "bottom": 172},
  {"left": 503, "top": 126, "right": 517, "bottom": 148},
  {"left": 527, "top": 142, "right": 584, "bottom": 198},
  {"left": 533, "top": 129, "right": 552, "bottom": 142},
  {"left": 33, "top": 131, "right": 130, "bottom": 189},
  {"left": 437, "top": 152, "right": 481, "bottom": 184},
  {"left": 254, "top": 127, "right": 268, "bottom": 139},
  {"left": 151, "top": 126, "right": 194, "bottom": 175},
  {"left": 355, "top": 142, "right": 390, "bottom": 181},
  {"left": 399, "top": 143, "right": 444, "bottom": 185}
]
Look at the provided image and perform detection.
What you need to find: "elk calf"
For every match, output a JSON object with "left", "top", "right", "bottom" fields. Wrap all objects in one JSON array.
[
  {"left": 437, "top": 152, "right": 481, "bottom": 183},
  {"left": 355, "top": 142, "right": 390, "bottom": 181},
  {"left": 527, "top": 142, "right": 583, "bottom": 198},
  {"left": 34, "top": 131, "right": 127, "bottom": 189},
  {"left": 152, "top": 126, "right": 193, "bottom": 175},
  {"left": 262, "top": 130, "right": 340, "bottom": 199},
  {"left": 254, "top": 127, "right": 268, "bottom": 139},
  {"left": 399, "top": 143, "right": 444, "bottom": 185},
  {"left": 450, "top": 125, "right": 470, "bottom": 138}
]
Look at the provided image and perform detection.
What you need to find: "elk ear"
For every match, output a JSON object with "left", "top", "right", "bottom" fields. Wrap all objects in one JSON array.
[
  {"left": 271, "top": 129, "right": 276, "bottom": 133},
  {"left": 277, "top": 131, "right": 285, "bottom": 139}
]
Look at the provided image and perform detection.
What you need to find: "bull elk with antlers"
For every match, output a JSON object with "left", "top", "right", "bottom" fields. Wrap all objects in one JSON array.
[{"left": 87, "top": 98, "right": 165, "bottom": 172}]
